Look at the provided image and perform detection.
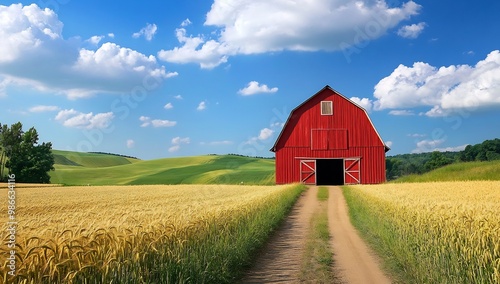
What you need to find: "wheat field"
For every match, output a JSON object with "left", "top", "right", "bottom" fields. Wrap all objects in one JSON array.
[
  {"left": 1, "top": 184, "right": 303, "bottom": 283},
  {"left": 344, "top": 181, "right": 500, "bottom": 283}
]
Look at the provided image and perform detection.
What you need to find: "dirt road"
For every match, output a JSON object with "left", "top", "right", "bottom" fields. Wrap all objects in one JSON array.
[
  {"left": 240, "top": 186, "right": 391, "bottom": 283},
  {"left": 328, "top": 186, "right": 391, "bottom": 284},
  {"left": 240, "top": 186, "right": 317, "bottom": 283}
]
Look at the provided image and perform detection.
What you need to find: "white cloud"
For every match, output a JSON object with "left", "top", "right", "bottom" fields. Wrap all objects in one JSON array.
[
  {"left": 388, "top": 110, "right": 415, "bottom": 116},
  {"left": 174, "top": 95, "right": 183, "bottom": 100},
  {"left": 29, "top": 105, "right": 60, "bottom": 112},
  {"left": 139, "top": 116, "right": 151, "bottom": 127},
  {"left": 169, "top": 136, "right": 190, "bottom": 152},
  {"left": 151, "top": 119, "right": 176, "bottom": 127},
  {"left": 412, "top": 139, "right": 467, "bottom": 153},
  {"left": 385, "top": 141, "right": 393, "bottom": 148},
  {"left": 86, "top": 35, "right": 104, "bottom": 46},
  {"left": 197, "top": 101, "right": 207, "bottom": 111},
  {"left": 412, "top": 139, "right": 445, "bottom": 153},
  {"left": 108, "top": 33, "right": 115, "bottom": 38},
  {"left": 158, "top": 26, "right": 232, "bottom": 69},
  {"left": 245, "top": 127, "right": 276, "bottom": 145},
  {"left": 0, "top": 4, "right": 176, "bottom": 99},
  {"left": 72, "top": 42, "right": 178, "bottom": 97},
  {"left": 397, "top": 22, "right": 426, "bottom": 39},
  {"left": 422, "top": 105, "right": 451, "bottom": 117},
  {"left": 238, "top": 81, "right": 278, "bottom": 96},
  {"left": 127, "top": 139, "right": 135, "bottom": 148},
  {"left": 168, "top": 145, "right": 180, "bottom": 153},
  {"left": 172, "top": 137, "right": 190, "bottom": 145},
  {"left": 132, "top": 23, "right": 158, "bottom": 41},
  {"left": 164, "top": 102, "right": 173, "bottom": 109},
  {"left": 350, "top": 97, "right": 373, "bottom": 112},
  {"left": 181, "top": 18, "right": 192, "bottom": 27},
  {"left": 55, "top": 109, "right": 114, "bottom": 129},
  {"left": 258, "top": 128, "right": 274, "bottom": 140},
  {"left": 159, "top": 1, "right": 420, "bottom": 68},
  {"left": 139, "top": 116, "right": 176, "bottom": 127},
  {"left": 373, "top": 50, "right": 500, "bottom": 116}
]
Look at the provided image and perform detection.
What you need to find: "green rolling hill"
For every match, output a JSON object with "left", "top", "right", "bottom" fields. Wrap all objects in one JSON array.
[
  {"left": 392, "top": 160, "right": 500, "bottom": 183},
  {"left": 50, "top": 150, "right": 275, "bottom": 186}
]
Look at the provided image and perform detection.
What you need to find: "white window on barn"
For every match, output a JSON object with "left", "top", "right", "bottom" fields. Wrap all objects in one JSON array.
[{"left": 321, "top": 101, "right": 333, "bottom": 115}]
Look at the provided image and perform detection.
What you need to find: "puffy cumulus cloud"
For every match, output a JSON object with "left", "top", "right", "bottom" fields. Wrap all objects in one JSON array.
[
  {"left": 197, "top": 101, "right": 207, "bottom": 111},
  {"left": 86, "top": 35, "right": 104, "bottom": 46},
  {"left": 158, "top": 25, "right": 232, "bottom": 69},
  {"left": 0, "top": 4, "right": 64, "bottom": 62},
  {"left": 169, "top": 136, "right": 190, "bottom": 152},
  {"left": 172, "top": 137, "right": 190, "bottom": 145},
  {"left": 139, "top": 116, "right": 176, "bottom": 127},
  {"left": 412, "top": 139, "right": 467, "bottom": 153},
  {"left": 385, "top": 141, "right": 393, "bottom": 148},
  {"left": 159, "top": 1, "right": 420, "bottom": 68},
  {"left": 132, "top": 23, "right": 158, "bottom": 41},
  {"left": 164, "top": 102, "right": 173, "bottom": 109},
  {"left": 258, "top": 128, "right": 274, "bottom": 140},
  {"left": 72, "top": 42, "right": 178, "bottom": 97},
  {"left": 373, "top": 50, "right": 500, "bottom": 116},
  {"left": 246, "top": 127, "right": 275, "bottom": 145},
  {"left": 238, "top": 81, "right": 278, "bottom": 96},
  {"left": 0, "top": 4, "right": 176, "bottom": 99},
  {"left": 350, "top": 97, "right": 373, "bottom": 112},
  {"left": 139, "top": 116, "right": 151, "bottom": 127},
  {"left": 29, "top": 105, "right": 60, "bottom": 112},
  {"left": 397, "top": 22, "right": 426, "bottom": 39},
  {"left": 55, "top": 109, "right": 114, "bottom": 129}
]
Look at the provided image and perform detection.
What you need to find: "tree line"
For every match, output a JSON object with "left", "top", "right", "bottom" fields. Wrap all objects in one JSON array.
[
  {"left": 0, "top": 122, "right": 55, "bottom": 183},
  {"left": 88, "top": 152, "right": 140, "bottom": 160},
  {"left": 386, "top": 138, "right": 500, "bottom": 180}
]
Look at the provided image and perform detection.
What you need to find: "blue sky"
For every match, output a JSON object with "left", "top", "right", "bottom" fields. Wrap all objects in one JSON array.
[{"left": 1, "top": 0, "right": 499, "bottom": 160}]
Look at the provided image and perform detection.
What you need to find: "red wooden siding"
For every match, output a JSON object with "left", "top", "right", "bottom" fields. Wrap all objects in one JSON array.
[
  {"left": 275, "top": 146, "right": 386, "bottom": 184},
  {"left": 271, "top": 85, "right": 388, "bottom": 185},
  {"left": 311, "top": 129, "right": 348, "bottom": 150}
]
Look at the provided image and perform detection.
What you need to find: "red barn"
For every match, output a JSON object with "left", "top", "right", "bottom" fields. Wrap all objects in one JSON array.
[{"left": 270, "top": 85, "right": 389, "bottom": 185}]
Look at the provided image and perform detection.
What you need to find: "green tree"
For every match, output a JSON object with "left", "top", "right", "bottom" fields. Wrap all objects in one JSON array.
[
  {"left": 424, "top": 151, "right": 452, "bottom": 172},
  {"left": 1, "top": 122, "right": 54, "bottom": 183},
  {"left": 0, "top": 122, "right": 23, "bottom": 180}
]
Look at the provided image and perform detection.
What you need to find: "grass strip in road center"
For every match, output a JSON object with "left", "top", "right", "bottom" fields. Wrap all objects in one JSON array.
[{"left": 300, "top": 187, "right": 334, "bottom": 282}]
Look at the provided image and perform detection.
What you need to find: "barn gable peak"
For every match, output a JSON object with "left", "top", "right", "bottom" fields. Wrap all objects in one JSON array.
[{"left": 270, "top": 85, "right": 389, "bottom": 152}]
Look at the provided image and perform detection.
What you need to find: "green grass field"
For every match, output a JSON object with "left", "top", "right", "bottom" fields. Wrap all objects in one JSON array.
[
  {"left": 50, "top": 150, "right": 275, "bottom": 186},
  {"left": 393, "top": 159, "right": 500, "bottom": 183}
]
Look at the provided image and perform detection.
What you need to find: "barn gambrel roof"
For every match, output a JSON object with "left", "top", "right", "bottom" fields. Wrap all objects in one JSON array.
[{"left": 270, "top": 85, "right": 390, "bottom": 153}]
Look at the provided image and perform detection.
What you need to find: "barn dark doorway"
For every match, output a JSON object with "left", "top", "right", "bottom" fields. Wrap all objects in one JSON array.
[{"left": 316, "top": 159, "right": 344, "bottom": 185}]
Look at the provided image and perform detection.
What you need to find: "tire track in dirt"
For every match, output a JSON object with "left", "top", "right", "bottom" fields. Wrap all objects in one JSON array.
[
  {"left": 239, "top": 186, "right": 318, "bottom": 283},
  {"left": 328, "top": 186, "right": 391, "bottom": 284}
]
